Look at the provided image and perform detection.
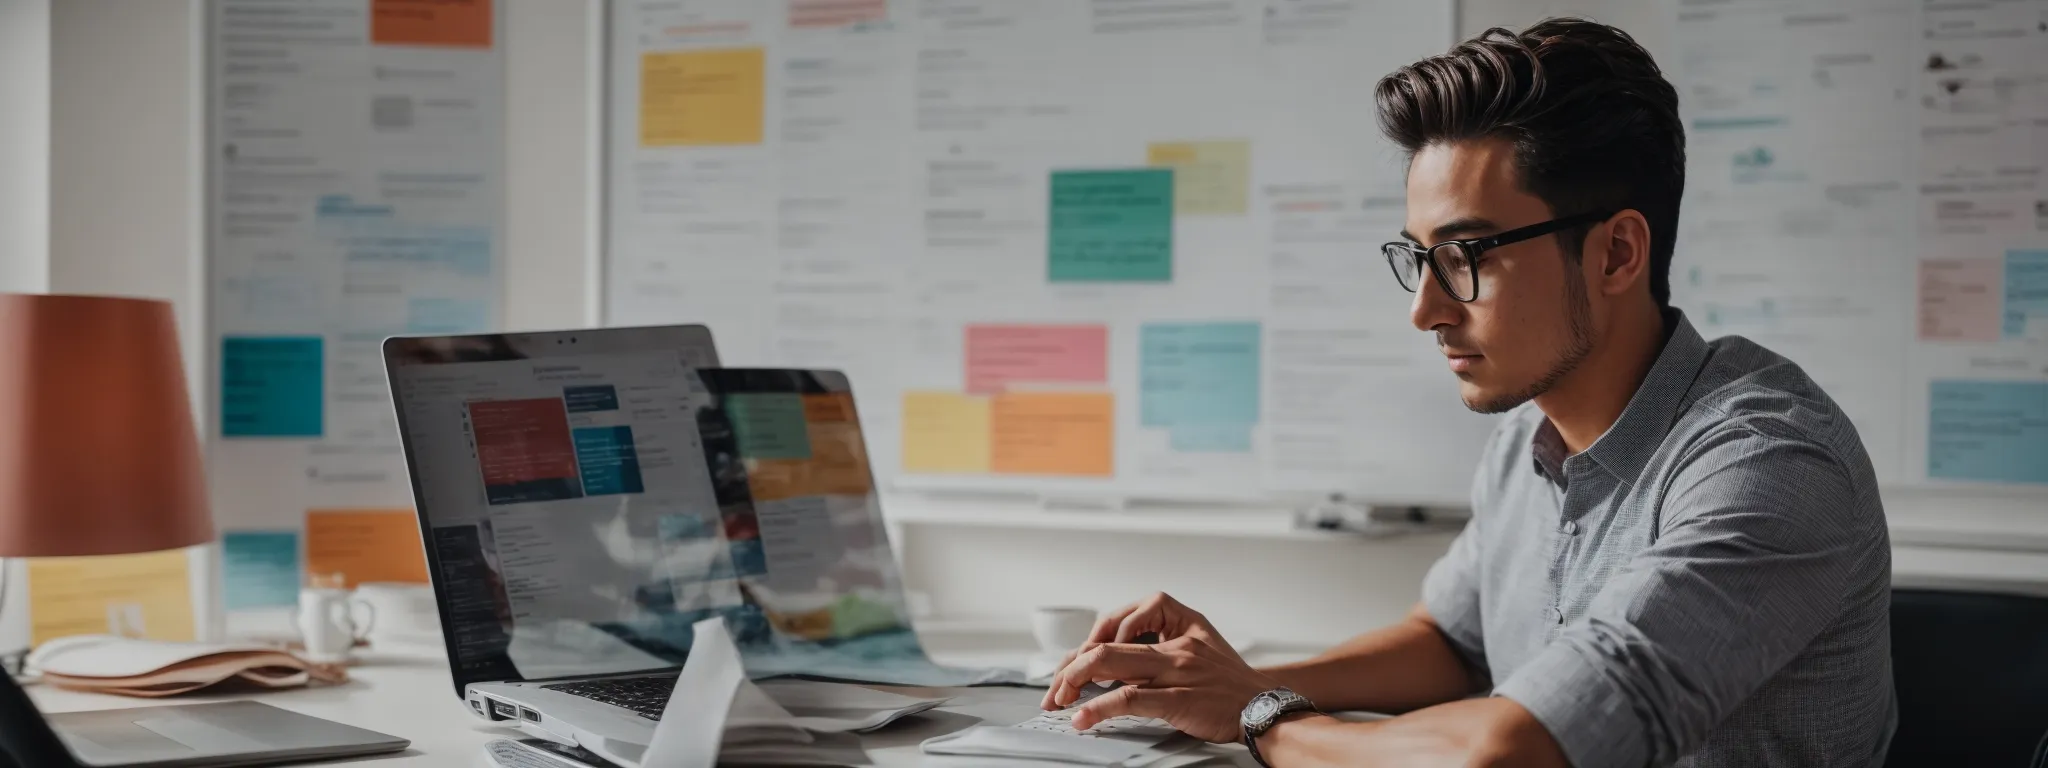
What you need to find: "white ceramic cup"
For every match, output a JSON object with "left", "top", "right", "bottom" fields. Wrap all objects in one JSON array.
[
  {"left": 1030, "top": 606, "right": 1099, "bottom": 657},
  {"left": 351, "top": 582, "right": 439, "bottom": 644},
  {"left": 297, "top": 588, "right": 374, "bottom": 663}
]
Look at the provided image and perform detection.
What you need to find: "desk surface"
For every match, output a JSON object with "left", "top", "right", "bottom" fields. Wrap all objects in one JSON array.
[{"left": 28, "top": 627, "right": 1279, "bottom": 767}]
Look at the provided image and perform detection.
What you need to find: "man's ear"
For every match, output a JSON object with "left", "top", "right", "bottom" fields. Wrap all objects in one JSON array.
[{"left": 1594, "top": 211, "right": 1652, "bottom": 298}]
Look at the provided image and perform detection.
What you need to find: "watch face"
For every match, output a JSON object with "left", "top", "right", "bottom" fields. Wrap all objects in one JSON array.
[{"left": 1246, "top": 695, "right": 1280, "bottom": 723}]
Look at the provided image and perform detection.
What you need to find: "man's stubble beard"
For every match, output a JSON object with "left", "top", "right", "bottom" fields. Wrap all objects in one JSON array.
[{"left": 1464, "top": 273, "right": 1595, "bottom": 415}]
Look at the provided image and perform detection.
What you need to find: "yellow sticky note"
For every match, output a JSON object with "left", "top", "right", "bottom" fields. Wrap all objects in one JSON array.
[
  {"left": 902, "top": 391, "right": 992, "bottom": 473},
  {"left": 1148, "top": 140, "right": 1250, "bottom": 216},
  {"left": 305, "top": 509, "right": 430, "bottom": 589},
  {"left": 641, "top": 47, "right": 765, "bottom": 147},
  {"left": 991, "top": 392, "right": 1114, "bottom": 477},
  {"left": 28, "top": 550, "right": 194, "bottom": 645}
]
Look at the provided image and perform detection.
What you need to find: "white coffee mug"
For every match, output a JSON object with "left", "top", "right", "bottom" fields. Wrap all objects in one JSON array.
[
  {"left": 1030, "top": 606, "right": 1099, "bottom": 656},
  {"left": 297, "top": 588, "right": 374, "bottom": 663},
  {"left": 351, "top": 582, "right": 438, "bottom": 645}
]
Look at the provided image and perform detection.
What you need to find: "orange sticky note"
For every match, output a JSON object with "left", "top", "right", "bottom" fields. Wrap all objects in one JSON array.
[
  {"left": 902, "top": 391, "right": 992, "bottom": 473},
  {"left": 305, "top": 509, "right": 429, "bottom": 589},
  {"left": 641, "top": 48, "right": 766, "bottom": 147},
  {"left": 371, "top": 0, "right": 493, "bottom": 49},
  {"left": 746, "top": 394, "right": 877, "bottom": 501},
  {"left": 991, "top": 392, "right": 1114, "bottom": 476}
]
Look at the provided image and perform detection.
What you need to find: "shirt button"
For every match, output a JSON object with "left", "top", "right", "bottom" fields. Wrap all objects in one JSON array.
[
  {"left": 1561, "top": 520, "right": 1579, "bottom": 536},
  {"left": 1548, "top": 607, "right": 1565, "bottom": 625}
]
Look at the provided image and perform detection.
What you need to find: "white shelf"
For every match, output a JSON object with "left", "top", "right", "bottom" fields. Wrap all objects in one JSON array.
[{"left": 882, "top": 495, "right": 1459, "bottom": 542}]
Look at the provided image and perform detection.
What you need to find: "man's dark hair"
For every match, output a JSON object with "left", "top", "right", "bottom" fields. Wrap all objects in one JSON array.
[{"left": 1376, "top": 18, "right": 1685, "bottom": 307}]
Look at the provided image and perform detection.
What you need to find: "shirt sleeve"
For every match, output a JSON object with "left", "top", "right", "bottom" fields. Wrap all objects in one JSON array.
[{"left": 1492, "top": 427, "right": 1876, "bottom": 768}]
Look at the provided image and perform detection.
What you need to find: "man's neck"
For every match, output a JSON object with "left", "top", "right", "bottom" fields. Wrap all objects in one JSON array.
[{"left": 1535, "top": 304, "right": 1668, "bottom": 455}]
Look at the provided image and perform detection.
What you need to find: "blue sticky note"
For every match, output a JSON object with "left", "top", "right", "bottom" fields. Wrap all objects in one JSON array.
[
  {"left": 1049, "top": 169, "right": 1174, "bottom": 282},
  {"left": 1171, "top": 423, "right": 1253, "bottom": 453},
  {"left": 1928, "top": 380, "right": 2048, "bottom": 485},
  {"left": 573, "top": 426, "right": 646, "bottom": 496},
  {"left": 1141, "top": 322, "right": 1261, "bottom": 427},
  {"left": 2004, "top": 249, "right": 2048, "bottom": 339},
  {"left": 221, "top": 336, "right": 323, "bottom": 437},
  {"left": 222, "top": 531, "right": 301, "bottom": 610}
]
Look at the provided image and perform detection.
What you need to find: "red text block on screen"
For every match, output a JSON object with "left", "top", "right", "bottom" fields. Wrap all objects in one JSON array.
[
  {"left": 467, "top": 398, "right": 582, "bottom": 504},
  {"left": 964, "top": 324, "right": 1109, "bottom": 394}
]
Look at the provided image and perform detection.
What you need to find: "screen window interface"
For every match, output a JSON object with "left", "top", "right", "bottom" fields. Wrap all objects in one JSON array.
[{"left": 394, "top": 355, "right": 993, "bottom": 686}]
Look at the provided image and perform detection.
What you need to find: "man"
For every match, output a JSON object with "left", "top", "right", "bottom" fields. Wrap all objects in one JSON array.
[{"left": 1043, "top": 19, "right": 1895, "bottom": 767}]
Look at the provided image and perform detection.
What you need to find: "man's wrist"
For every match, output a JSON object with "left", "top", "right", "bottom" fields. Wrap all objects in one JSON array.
[{"left": 1253, "top": 711, "right": 1328, "bottom": 764}]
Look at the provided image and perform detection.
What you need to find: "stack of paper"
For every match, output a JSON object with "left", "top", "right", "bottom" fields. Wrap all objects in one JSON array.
[
  {"left": 614, "top": 617, "right": 951, "bottom": 768},
  {"left": 25, "top": 635, "right": 346, "bottom": 697}
]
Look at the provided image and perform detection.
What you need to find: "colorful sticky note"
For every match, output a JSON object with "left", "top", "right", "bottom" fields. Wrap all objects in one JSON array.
[
  {"left": 574, "top": 426, "right": 646, "bottom": 496},
  {"left": 305, "top": 509, "right": 430, "bottom": 589},
  {"left": 964, "top": 324, "right": 1110, "bottom": 394},
  {"left": 1140, "top": 322, "right": 1261, "bottom": 427},
  {"left": 222, "top": 531, "right": 301, "bottom": 611},
  {"left": 470, "top": 398, "right": 584, "bottom": 504},
  {"left": 406, "top": 297, "right": 492, "bottom": 334},
  {"left": 371, "top": 0, "right": 493, "bottom": 48},
  {"left": 1919, "top": 258, "right": 2004, "bottom": 342},
  {"left": 990, "top": 392, "right": 1114, "bottom": 476},
  {"left": 901, "top": 391, "right": 992, "bottom": 473},
  {"left": 1148, "top": 140, "right": 1250, "bottom": 216},
  {"left": 1170, "top": 423, "right": 1253, "bottom": 453},
  {"left": 221, "top": 336, "right": 324, "bottom": 437},
  {"left": 1928, "top": 380, "right": 2048, "bottom": 485},
  {"left": 2004, "top": 249, "right": 2048, "bottom": 339},
  {"left": 641, "top": 48, "right": 766, "bottom": 147},
  {"left": 728, "top": 393, "right": 814, "bottom": 460},
  {"left": 1049, "top": 169, "right": 1174, "bottom": 282},
  {"left": 28, "top": 550, "right": 194, "bottom": 645}
]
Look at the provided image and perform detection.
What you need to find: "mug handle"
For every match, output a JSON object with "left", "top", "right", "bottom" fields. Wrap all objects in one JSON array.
[{"left": 349, "top": 600, "right": 377, "bottom": 643}]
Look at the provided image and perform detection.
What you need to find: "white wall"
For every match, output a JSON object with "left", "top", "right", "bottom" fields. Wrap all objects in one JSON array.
[{"left": 0, "top": 0, "right": 50, "bottom": 294}]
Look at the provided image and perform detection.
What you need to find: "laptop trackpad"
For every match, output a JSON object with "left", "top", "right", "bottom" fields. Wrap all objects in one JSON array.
[{"left": 135, "top": 714, "right": 271, "bottom": 753}]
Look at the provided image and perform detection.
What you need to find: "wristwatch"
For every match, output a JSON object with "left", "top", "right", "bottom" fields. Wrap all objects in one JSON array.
[{"left": 1240, "top": 688, "right": 1316, "bottom": 768}]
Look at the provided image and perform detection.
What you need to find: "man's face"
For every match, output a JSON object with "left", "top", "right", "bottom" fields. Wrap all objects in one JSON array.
[{"left": 1402, "top": 138, "right": 1596, "bottom": 413}]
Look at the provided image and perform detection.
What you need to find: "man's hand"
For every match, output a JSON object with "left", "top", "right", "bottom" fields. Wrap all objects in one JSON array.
[
  {"left": 1046, "top": 636, "right": 1279, "bottom": 744},
  {"left": 1040, "top": 592, "right": 1245, "bottom": 710}
]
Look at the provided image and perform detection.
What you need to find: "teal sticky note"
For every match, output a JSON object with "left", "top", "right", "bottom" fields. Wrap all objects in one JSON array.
[
  {"left": 1928, "top": 380, "right": 2048, "bottom": 484},
  {"left": 1141, "top": 322, "right": 1261, "bottom": 428},
  {"left": 1171, "top": 423, "right": 1253, "bottom": 453},
  {"left": 221, "top": 336, "right": 323, "bottom": 437},
  {"left": 222, "top": 531, "right": 301, "bottom": 610},
  {"left": 2005, "top": 249, "right": 2048, "bottom": 339},
  {"left": 1049, "top": 168, "right": 1174, "bottom": 282},
  {"left": 727, "top": 393, "right": 813, "bottom": 460}
]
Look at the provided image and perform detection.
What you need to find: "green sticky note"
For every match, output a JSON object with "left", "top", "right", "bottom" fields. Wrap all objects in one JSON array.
[
  {"left": 727, "top": 393, "right": 812, "bottom": 460},
  {"left": 1049, "top": 168, "right": 1174, "bottom": 282}
]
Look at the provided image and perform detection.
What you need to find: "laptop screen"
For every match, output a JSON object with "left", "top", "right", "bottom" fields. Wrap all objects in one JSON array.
[{"left": 385, "top": 329, "right": 1007, "bottom": 693}]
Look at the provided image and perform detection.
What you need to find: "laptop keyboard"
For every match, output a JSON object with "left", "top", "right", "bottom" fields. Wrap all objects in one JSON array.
[{"left": 539, "top": 675, "right": 679, "bottom": 720}]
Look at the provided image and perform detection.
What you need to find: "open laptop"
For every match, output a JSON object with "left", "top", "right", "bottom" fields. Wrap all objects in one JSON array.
[
  {"left": 0, "top": 668, "right": 407, "bottom": 768},
  {"left": 383, "top": 327, "right": 1002, "bottom": 765}
]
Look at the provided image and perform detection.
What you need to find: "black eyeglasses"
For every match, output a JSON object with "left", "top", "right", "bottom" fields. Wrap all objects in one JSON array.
[{"left": 1382, "top": 210, "right": 1615, "bottom": 302}]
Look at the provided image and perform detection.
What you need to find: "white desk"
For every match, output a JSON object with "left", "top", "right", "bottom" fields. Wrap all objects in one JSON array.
[{"left": 27, "top": 624, "right": 1279, "bottom": 767}]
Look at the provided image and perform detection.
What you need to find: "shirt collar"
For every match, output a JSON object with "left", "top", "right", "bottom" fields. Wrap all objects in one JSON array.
[{"left": 1532, "top": 308, "right": 1710, "bottom": 484}]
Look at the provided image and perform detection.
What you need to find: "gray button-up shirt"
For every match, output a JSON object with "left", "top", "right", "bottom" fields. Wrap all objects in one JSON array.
[{"left": 1423, "top": 309, "right": 1896, "bottom": 767}]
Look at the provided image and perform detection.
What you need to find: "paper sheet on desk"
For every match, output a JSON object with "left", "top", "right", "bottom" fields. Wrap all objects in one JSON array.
[{"left": 637, "top": 617, "right": 953, "bottom": 767}]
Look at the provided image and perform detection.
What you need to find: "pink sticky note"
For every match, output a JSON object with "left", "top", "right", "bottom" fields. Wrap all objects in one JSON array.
[
  {"left": 965, "top": 324, "right": 1109, "bottom": 394},
  {"left": 1919, "top": 258, "right": 2004, "bottom": 342}
]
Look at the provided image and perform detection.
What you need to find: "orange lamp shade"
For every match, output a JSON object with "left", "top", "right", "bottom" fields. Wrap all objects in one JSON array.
[{"left": 0, "top": 294, "right": 214, "bottom": 557}]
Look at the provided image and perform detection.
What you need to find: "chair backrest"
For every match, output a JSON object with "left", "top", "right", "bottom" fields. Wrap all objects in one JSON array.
[
  {"left": 0, "top": 671, "right": 80, "bottom": 768},
  {"left": 1888, "top": 588, "right": 2048, "bottom": 767}
]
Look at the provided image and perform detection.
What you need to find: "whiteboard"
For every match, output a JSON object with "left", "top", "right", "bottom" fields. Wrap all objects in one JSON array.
[
  {"left": 605, "top": 0, "right": 2048, "bottom": 507},
  {"left": 604, "top": 0, "right": 1484, "bottom": 506}
]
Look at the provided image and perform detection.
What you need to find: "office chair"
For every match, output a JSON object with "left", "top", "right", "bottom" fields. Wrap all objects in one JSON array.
[{"left": 1888, "top": 588, "right": 2048, "bottom": 767}]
